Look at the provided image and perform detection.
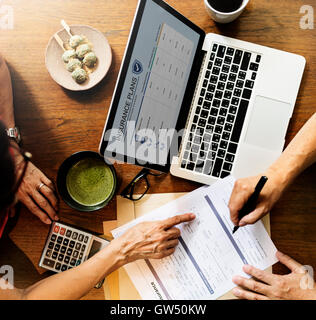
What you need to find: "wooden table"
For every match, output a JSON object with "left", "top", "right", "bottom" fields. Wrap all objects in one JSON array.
[{"left": 0, "top": 0, "right": 315, "bottom": 300}]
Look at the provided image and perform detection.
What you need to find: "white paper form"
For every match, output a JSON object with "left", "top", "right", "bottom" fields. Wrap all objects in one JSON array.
[{"left": 112, "top": 176, "right": 278, "bottom": 300}]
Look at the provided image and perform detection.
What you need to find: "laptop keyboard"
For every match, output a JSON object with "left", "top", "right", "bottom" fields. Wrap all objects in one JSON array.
[{"left": 181, "top": 43, "right": 261, "bottom": 178}]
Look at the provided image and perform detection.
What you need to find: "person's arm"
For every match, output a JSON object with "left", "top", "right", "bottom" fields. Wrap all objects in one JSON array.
[
  {"left": 0, "top": 54, "right": 58, "bottom": 223},
  {"left": 0, "top": 213, "right": 195, "bottom": 300},
  {"left": 229, "top": 113, "right": 316, "bottom": 226},
  {"left": 232, "top": 251, "right": 316, "bottom": 300}
]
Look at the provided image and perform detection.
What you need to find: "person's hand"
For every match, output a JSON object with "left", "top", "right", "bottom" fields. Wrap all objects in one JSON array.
[
  {"left": 112, "top": 213, "right": 195, "bottom": 265},
  {"left": 232, "top": 251, "right": 316, "bottom": 300},
  {"left": 16, "top": 159, "right": 59, "bottom": 224},
  {"left": 228, "top": 173, "right": 284, "bottom": 227}
]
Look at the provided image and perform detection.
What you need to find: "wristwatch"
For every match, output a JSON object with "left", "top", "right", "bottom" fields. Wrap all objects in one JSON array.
[{"left": 6, "top": 126, "right": 21, "bottom": 145}]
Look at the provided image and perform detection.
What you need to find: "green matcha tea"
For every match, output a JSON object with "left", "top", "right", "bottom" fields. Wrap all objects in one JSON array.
[{"left": 66, "top": 158, "right": 114, "bottom": 206}]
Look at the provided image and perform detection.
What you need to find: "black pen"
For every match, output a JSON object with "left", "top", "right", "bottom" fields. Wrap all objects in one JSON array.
[{"left": 232, "top": 176, "right": 268, "bottom": 234}]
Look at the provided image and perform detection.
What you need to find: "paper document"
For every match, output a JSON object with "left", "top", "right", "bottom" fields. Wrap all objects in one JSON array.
[{"left": 112, "top": 176, "right": 278, "bottom": 300}]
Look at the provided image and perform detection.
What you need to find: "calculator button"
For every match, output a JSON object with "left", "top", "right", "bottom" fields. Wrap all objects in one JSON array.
[
  {"left": 53, "top": 226, "right": 60, "bottom": 233},
  {"left": 84, "top": 236, "right": 89, "bottom": 243},
  {"left": 69, "top": 241, "right": 75, "bottom": 248},
  {"left": 45, "top": 249, "right": 52, "bottom": 257},
  {"left": 75, "top": 243, "right": 81, "bottom": 251},
  {"left": 58, "top": 254, "right": 64, "bottom": 262},
  {"left": 66, "top": 230, "right": 72, "bottom": 238},
  {"left": 51, "top": 234, "right": 57, "bottom": 242},
  {"left": 73, "top": 251, "right": 79, "bottom": 258},
  {"left": 54, "top": 244, "right": 60, "bottom": 252},
  {"left": 81, "top": 245, "right": 86, "bottom": 252},
  {"left": 76, "top": 260, "right": 81, "bottom": 266},
  {"left": 61, "top": 246, "right": 66, "bottom": 254},
  {"left": 64, "top": 256, "right": 70, "bottom": 264},
  {"left": 72, "top": 232, "right": 78, "bottom": 240},
  {"left": 61, "top": 265, "right": 67, "bottom": 272},
  {"left": 57, "top": 236, "right": 63, "bottom": 244},
  {"left": 63, "top": 238, "right": 69, "bottom": 246},
  {"left": 59, "top": 228, "right": 66, "bottom": 236},
  {"left": 78, "top": 234, "right": 84, "bottom": 242},
  {"left": 43, "top": 258, "right": 55, "bottom": 268},
  {"left": 55, "top": 263, "right": 61, "bottom": 271},
  {"left": 52, "top": 251, "right": 58, "bottom": 259},
  {"left": 70, "top": 258, "right": 76, "bottom": 266},
  {"left": 67, "top": 248, "right": 73, "bottom": 256},
  {"left": 48, "top": 242, "right": 54, "bottom": 249},
  {"left": 79, "top": 253, "right": 83, "bottom": 260}
]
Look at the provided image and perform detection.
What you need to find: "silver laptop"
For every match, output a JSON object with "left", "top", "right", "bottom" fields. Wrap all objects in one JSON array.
[{"left": 99, "top": 0, "right": 305, "bottom": 185}]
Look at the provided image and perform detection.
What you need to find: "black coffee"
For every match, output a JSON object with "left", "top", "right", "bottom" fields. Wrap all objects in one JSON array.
[{"left": 207, "top": 0, "right": 243, "bottom": 13}]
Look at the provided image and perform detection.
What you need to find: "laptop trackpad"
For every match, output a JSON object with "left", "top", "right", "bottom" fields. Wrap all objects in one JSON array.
[{"left": 244, "top": 96, "right": 291, "bottom": 151}]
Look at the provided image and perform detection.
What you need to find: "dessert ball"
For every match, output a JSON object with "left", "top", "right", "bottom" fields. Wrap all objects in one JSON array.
[
  {"left": 66, "top": 58, "right": 82, "bottom": 72},
  {"left": 76, "top": 44, "right": 91, "bottom": 59},
  {"left": 83, "top": 52, "right": 97, "bottom": 67},
  {"left": 71, "top": 68, "right": 87, "bottom": 84},
  {"left": 62, "top": 49, "right": 76, "bottom": 63},
  {"left": 69, "top": 35, "right": 84, "bottom": 48}
]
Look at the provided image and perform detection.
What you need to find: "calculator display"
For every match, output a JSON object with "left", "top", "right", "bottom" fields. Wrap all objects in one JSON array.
[{"left": 88, "top": 240, "right": 102, "bottom": 259}]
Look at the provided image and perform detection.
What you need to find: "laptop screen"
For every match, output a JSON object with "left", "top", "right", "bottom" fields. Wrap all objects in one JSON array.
[{"left": 100, "top": 0, "right": 204, "bottom": 171}]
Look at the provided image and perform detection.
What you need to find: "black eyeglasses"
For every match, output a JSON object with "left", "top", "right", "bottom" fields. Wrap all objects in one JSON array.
[
  {"left": 121, "top": 168, "right": 165, "bottom": 201},
  {"left": 1, "top": 144, "right": 32, "bottom": 208}
]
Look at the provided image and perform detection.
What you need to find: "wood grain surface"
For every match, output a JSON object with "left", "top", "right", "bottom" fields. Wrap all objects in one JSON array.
[{"left": 0, "top": 0, "right": 315, "bottom": 299}]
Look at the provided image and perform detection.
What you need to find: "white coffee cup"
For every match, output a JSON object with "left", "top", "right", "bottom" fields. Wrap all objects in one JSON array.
[{"left": 204, "top": 0, "right": 250, "bottom": 24}]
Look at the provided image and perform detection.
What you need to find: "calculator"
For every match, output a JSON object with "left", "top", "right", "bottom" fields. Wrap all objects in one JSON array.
[{"left": 39, "top": 221, "right": 110, "bottom": 275}]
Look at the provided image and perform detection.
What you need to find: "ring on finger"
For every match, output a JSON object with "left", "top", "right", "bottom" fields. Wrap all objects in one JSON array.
[{"left": 38, "top": 183, "right": 45, "bottom": 191}]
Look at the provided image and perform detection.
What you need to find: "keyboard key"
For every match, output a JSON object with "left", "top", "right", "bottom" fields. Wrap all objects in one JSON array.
[
  {"left": 212, "top": 134, "right": 220, "bottom": 143},
  {"left": 67, "top": 248, "right": 73, "bottom": 256},
  {"left": 240, "top": 52, "right": 251, "bottom": 71},
  {"left": 48, "top": 242, "right": 54, "bottom": 249},
  {"left": 223, "top": 162, "right": 233, "bottom": 172},
  {"left": 196, "top": 127, "right": 204, "bottom": 136},
  {"left": 54, "top": 244, "right": 60, "bottom": 252},
  {"left": 73, "top": 251, "right": 79, "bottom": 258},
  {"left": 208, "top": 116, "right": 216, "bottom": 125},
  {"left": 53, "top": 226, "right": 60, "bottom": 233},
  {"left": 211, "top": 142, "right": 219, "bottom": 151},
  {"left": 229, "top": 106, "right": 237, "bottom": 114},
  {"left": 207, "top": 62, "right": 213, "bottom": 70},
  {"left": 220, "top": 141, "right": 228, "bottom": 149},
  {"left": 43, "top": 258, "right": 55, "bottom": 268},
  {"left": 224, "top": 56, "right": 232, "bottom": 65},
  {"left": 210, "top": 52, "right": 215, "bottom": 61},
  {"left": 210, "top": 108, "right": 218, "bottom": 116},
  {"left": 203, "top": 101, "right": 211, "bottom": 110},
  {"left": 196, "top": 106, "right": 201, "bottom": 115},
  {"left": 75, "top": 243, "right": 82, "bottom": 251},
  {"left": 63, "top": 238, "right": 69, "bottom": 246},
  {"left": 221, "top": 171, "right": 230, "bottom": 178},
  {"left": 200, "top": 110, "right": 208, "bottom": 119},
  {"left": 217, "top": 82, "right": 225, "bottom": 91},
  {"left": 203, "top": 160, "right": 213, "bottom": 175},
  {"left": 217, "top": 45, "right": 226, "bottom": 58},
  {"left": 215, "top": 91, "right": 223, "bottom": 99},
  {"left": 233, "top": 89, "right": 242, "bottom": 97},
  {"left": 226, "top": 82, "right": 234, "bottom": 91},
  {"left": 222, "top": 131, "right": 230, "bottom": 141},
  {"left": 224, "top": 90, "right": 232, "bottom": 99},
  {"left": 52, "top": 251, "right": 58, "bottom": 259},
  {"left": 222, "top": 64, "right": 230, "bottom": 73},
  {"left": 57, "top": 236, "right": 63, "bottom": 244},
  {"left": 61, "top": 246, "right": 66, "bottom": 254},
  {"left": 249, "top": 62, "right": 259, "bottom": 71},
  {"left": 256, "top": 55, "right": 261, "bottom": 63},
  {"left": 193, "top": 115, "right": 198, "bottom": 123},
  {"left": 230, "top": 64, "right": 239, "bottom": 73},
  {"left": 205, "top": 70, "right": 211, "bottom": 79},
  {"left": 226, "top": 47, "right": 235, "bottom": 56},
  {"left": 181, "top": 161, "right": 187, "bottom": 169},
  {"left": 227, "top": 114, "right": 235, "bottom": 123},
  {"left": 198, "top": 118, "right": 206, "bottom": 127},
  {"left": 66, "top": 230, "right": 72, "bottom": 238},
  {"left": 70, "top": 258, "right": 76, "bottom": 267},
  {"left": 228, "top": 142, "right": 238, "bottom": 154},
  {"left": 61, "top": 264, "right": 68, "bottom": 272},
  {"left": 218, "top": 149, "right": 226, "bottom": 158},
  {"left": 212, "top": 99, "right": 220, "bottom": 108},
  {"left": 69, "top": 241, "right": 75, "bottom": 248},
  {"left": 198, "top": 97, "right": 203, "bottom": 105},
  {"left": 221, "top": 99, "right": 230, "bottom": 108},
  {"left": 51, "top": 234, "right": 57, "bottom": 242},
  {"left": 212, "top": 158, "right": 224, "bottom": 177},
  {"left": 193, "top": 135, "right": 202, "bottom": 144},
  {"left": 208, "top": 84, "right": 216, "bottom": 92},
  {"left": 213, "top": 67, "right": 220, "bottom": 75},
  {"left": 236, "top": 80, "right": 244, "bottom": 88},
  {"left": 46, "top": 249, "right": 52, "bottom": 257},
  {"left": 84, "top": 236, "right": 89, "bottom": 244},
  {"left": 233, "top": 50, "right": 243, "bottom": 64},
  {"left": 231, "top": 99, "right": 249, "bottom": 143},
  {"left": 251, "top": 72, "right": 257, "bottom": 80},
  {"left": 60, "top": 228, "right": 66, "bottom": 236},
  {"left": 212, "top": 43, "right": 218, "bottom": 52},
  {"left": 226, "top": 153, "right": 235, "bottom": 163},
  {"left": 231, "top": 97, "right": 240, "bottom": 106},
  {"left": 242, "top": 88, "right": 252, "bottom": 100},
  {"left": 58, "top": 254, "right": 64, "bottom": 262},
  {"left": 191, "top": 144, "right": 199, "bottom": 153},
  {"left": 228, "top": 73, "right": 237, "bottom": 82},
  {"left": 205, "top": 92, "right": 213, "bottom": 101},
  {"left": 238, "top": 71, "right": 246, "bottom": 80},
  {"left": 64, "top": 256, "right": 70, "bottom": 264},
  {"left": 220, "top": 73, "right": 228, "bottom": 82},
  {"left": 203, "top": 133, "right": 212, "bottom": 143},
  {"left": 210, "top": 75, "right": 218, "bottom": 84},
  {"left": 245, "top": 80, "right": 254, "bottom": 89},
  {"left": 56, "top": 263, "right": 61, "bottom": 271},
  {"left": 217, "top": 116, "right": 225, "bottom": 125},
  {"left": 224, "top": 123, "right": 233, "bottom": 132},
  {"left": 215, "top": 58, "right": 222, "bottom": 67},
  {"left": 200, "top": 88, "right": 206, "bottom": 96},
  {"left": 219, "top": 108, "right": 227, "bottom": 116}
]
